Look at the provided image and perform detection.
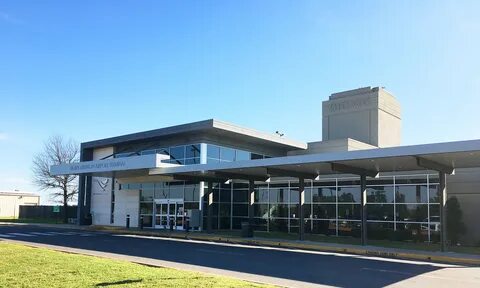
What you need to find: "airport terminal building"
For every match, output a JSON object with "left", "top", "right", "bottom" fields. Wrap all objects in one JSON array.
[{"left": 51, "top": 87, "right": 480, "bottom": 249}]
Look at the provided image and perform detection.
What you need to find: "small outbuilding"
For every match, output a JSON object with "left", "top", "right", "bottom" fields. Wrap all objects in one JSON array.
[{"left": 0, "top": 191, "right": 40, "bottom": 218}]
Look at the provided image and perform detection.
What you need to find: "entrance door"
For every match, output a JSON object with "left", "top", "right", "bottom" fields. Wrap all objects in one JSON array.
[{"left": 154, "top": 199, "right": 184, "bottom": 230}]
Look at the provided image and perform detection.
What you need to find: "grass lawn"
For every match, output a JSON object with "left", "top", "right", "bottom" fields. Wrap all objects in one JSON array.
[{"left": 0, "top": 242, "right": 272, "bottom": 288}]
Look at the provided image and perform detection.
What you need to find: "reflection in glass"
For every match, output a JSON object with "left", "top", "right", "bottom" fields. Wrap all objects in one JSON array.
[
  {"left": 366, "top": 186, "right": 394, "bottom": 203},
  {"left": 338, "top": 187, "right": 361, "bottom": 203},
  {"left": 395, "top": 185, "right": 428, "bottom": 203},
  {"left": 220, "top": 147, "right": 236, "bottom": 161},
  {"left": 312, "top": 187, "right": 336, "bottom": 202}
]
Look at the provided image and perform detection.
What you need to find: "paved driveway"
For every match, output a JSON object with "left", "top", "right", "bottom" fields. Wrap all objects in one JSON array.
[{"left": 1, "top": 224, "right": 478, "bottom": 288}]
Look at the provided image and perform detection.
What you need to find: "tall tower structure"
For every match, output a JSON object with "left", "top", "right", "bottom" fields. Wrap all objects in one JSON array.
[{"left": 322, "top": 87, "right": 401, "bottom": 148}]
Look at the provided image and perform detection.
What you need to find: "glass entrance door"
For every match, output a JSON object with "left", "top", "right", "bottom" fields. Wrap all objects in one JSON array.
[{"left": 154, "top": 199, "right": 184, "bottom": 230}]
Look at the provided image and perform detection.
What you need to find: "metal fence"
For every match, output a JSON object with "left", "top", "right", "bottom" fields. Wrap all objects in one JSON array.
[{"left": 19, "top": 205, "right": 77, "bottom": 221}]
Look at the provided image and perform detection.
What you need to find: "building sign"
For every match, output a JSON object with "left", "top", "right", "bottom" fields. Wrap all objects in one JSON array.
[
  {"left": 328, "top": 97, "right": 372, "bottom": 113},
  {"left": 50, "top": 154, "right": 171, "bottom": 176},
  {"left": 95, "top": 178, "right": 110, "bottom": 192}
]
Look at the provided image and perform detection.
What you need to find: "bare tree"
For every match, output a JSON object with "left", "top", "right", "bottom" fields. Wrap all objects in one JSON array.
[{"left": 32, "top": 135, "right": 79, "bottom": 223}]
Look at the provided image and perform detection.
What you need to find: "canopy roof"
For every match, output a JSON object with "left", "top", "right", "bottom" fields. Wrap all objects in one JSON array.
[
  {"left": 149, "top": 139, "right": 480, "bottom": 181},
  {"left": 52, "top": 139, "right": 480, "bottom": 180}
]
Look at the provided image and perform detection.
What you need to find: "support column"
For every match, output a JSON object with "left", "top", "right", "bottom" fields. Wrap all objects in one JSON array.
[
  {"left": 299, "top": 178, "right": 305, "bottom": 241},
  {"left": 248, "top": 179, "right": 255, "bottom": 225},
  {"left": 439, "top": 172, "right": 448, "bottom": 252},
  {"left": 207, "top": 181, "right": 213, "bottom": 234},
  {"left": 77, "top": 175, "right": 86, "bottom": 225},
  {"left": 360, "top": 174, "right": 367, "bottom": 246}
]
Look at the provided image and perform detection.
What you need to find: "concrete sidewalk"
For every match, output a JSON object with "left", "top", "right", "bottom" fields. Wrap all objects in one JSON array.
[{"left": 2, "top": 221, "right": 480, "bottom": 266}]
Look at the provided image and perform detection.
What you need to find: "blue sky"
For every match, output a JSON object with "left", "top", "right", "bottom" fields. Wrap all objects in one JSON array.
[{"left": 0, "top": 1, "right": 479, "bottom": 203}]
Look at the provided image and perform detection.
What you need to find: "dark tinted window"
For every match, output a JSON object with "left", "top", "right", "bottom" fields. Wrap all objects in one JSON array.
[
  {"left": 186, "top": 144, "right": 200, "bottom": 158},
  {"left": 207, "top": 145, "right": 220, "bottom": 159},
  {"left": 220, "top": 147, "right": 235, "bottom": 161}
]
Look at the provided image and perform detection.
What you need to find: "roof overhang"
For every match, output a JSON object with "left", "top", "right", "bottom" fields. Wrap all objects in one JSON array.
[
  {"left": 148, "top": 139, "right": 480, "bottom": 181},
  {"left": 50, "top": 139, "right": 480, "bottom": 181},
  {"left": 50, "top": 154, "right": 178, "bottom": 177},
  {"left": 80, "top": 119, "right": 307, "bottom": 153}
]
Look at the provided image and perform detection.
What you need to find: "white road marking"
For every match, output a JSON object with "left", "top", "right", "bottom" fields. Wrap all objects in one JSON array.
[
  {"left": 196, "top": 248, "right": 245, "bottom": 256},
  {"left": 364, "top": 267, "right": 480, "bottom": 285},
  {"left": 30, "top": 232, "right": 57, "bottom": 236},
  {"left": 0, "top": 233, "right": 14, "bottom": 238},
  {"left": 45, "top": 232, "right": 77, "bottom": 235},
  {"left": 115, "top": 234, "right": 460, "bottom": 268},
  {"left": 8, "top": 233, "right": 35, "bottom": 237}
]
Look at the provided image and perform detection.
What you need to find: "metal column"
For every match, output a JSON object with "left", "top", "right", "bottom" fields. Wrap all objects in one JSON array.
[
  {"left": 248, "top": 179, "right": 255, "bottom": 225},
  {"left": 77, "top": 175, "right": 86, "bottom": 225},
  {"left": 439, "top": 172, "right": 448, "bottom": 252},
  {"left": 360, "top": 174, "right": 367, "bottom": 246},
  {"left": 299, "top": 178, "right": 305, "bottom": 241},
  {"left": 207, "top": 181, "right": 213, "bottom": 233}
]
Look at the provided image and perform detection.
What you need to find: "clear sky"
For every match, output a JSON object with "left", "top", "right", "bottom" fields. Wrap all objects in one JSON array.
[{"left": 1, "top": 1, "right": 479, "bottom": 203}]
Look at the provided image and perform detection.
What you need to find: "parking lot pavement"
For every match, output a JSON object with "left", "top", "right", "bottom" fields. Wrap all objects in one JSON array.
[
  {"left": 1, "top": 224, "right": 479, "bottom": 288},
  {"left": 0, "top": 225, "right": 106, "bottom": 240}
]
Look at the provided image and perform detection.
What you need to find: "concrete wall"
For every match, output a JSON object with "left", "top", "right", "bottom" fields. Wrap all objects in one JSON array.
[
  {"left": 113, "top": 187, "right": 140, "bottom": 228},
  {"left": 90, "top": 147, "right": 114, "bottom": 225},
  {"left": 448, "top": 167, "right": 480, "bottom": 245},
  {"left": 288, "top": 138, "right": 377, "bottom": 156},
  {"left": 0, "top": 194, "right": 40, "bottom": 218},
  {"left": 322, "top": 87, "right": 401, "bottom": 147}
]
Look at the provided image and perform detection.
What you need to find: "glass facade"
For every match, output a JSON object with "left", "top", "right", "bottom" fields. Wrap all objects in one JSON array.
[
  {"left": 206, "top": 144, "right": 270, "bottom": 163},
  {"left": 200, "top": 174, "right": 440, "bottom": 243},
  {"left": 121, "top": 181, "right": 201, "bottom": 228},
  {"left": 113, "top": 141, "right": 440, "bottom": 243},
  {"left": 117, "top": 142, "right": 269, "bottom": 229},
  {"left": 116, "top": 144, "right": 201, "bottom": 165}
]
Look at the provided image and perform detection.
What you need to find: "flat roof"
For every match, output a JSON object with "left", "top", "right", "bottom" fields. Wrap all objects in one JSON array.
[
  {"left": 149, "top": 139, "right": 480, "bottom": 179},
  {"left": 0, "top": 191, "right": 39, "bottom": 197},
  {"left": 81, "top": 119, "right": 307, "bottom": 151}
]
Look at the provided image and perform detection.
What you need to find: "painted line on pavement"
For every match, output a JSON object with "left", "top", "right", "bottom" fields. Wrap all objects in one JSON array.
[
  {"left": 29, "top": 232, "right": 57, "bottom": 236},
  {"left": 362, "top": 267, "right": 480, "bottom": 285},
  {"left": 196, "top": 248, "right": 245, "bottom": 256},
  {"left": 8, "top": 233, "right": 35, "bottom": 237},
  {"left": 114, "top": 234, "right": 460, "bottom": 268}
]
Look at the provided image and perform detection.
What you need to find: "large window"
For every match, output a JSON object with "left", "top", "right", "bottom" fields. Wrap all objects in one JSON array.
[
  {"left": 200, "top": 174, "right": 439, "bottom": 242},
  {"left": 206, "top": 144, "right": 270, "bottom": 163},
  {"left": 122, "top": 171, "right": 440, "bottom": 243},
  {"left": 116, "top": 144, "right": 201, "bottom": 165}
]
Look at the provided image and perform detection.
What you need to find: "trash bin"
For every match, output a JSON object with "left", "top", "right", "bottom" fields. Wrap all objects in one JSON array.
[{"left": 241, "top": 222, "right": 253, "bottom": 238}]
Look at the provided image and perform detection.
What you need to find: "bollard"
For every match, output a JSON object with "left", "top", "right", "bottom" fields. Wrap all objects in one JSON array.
[
  {"left": 126, "top": 214, "right": 130, "bottom": 229},
  {"left": 170, "top": 218, "right": 174, "bottom": 231},
  {"left": 140, "top": 215, "right": 144, "bottom": 230}
]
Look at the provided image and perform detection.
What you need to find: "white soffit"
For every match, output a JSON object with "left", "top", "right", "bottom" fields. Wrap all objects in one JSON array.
[{"left": 50, "top": 154, "right": 173, "bottom": 176}]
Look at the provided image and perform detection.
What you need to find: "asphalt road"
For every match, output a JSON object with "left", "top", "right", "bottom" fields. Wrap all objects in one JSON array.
[{"left": 1, "top": 224, "right": 479, "bottom": 288}]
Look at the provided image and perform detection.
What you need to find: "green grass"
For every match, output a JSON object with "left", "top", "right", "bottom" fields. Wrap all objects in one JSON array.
[{"left": 0, "top": 242, "right": 272, "bottom": 288}]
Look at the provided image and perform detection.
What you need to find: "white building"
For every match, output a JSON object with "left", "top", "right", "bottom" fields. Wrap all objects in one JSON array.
[
  {"left": 51, "top": 87, "right": 480, "bottom": 250},
  {"left": 0, "top": 191, "right": 40, "bottom": 218}
]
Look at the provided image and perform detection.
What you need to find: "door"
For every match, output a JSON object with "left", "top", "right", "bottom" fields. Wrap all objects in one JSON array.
[{"left": 154, "top": 199, "right": 184, "bottom": 230}]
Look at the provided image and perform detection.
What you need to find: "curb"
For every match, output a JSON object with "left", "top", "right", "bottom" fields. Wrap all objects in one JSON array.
[
  {"left": 3, "top": 222, "right": 479, "bottom": 266},
  {"left": 89, "top": 226, "right": 480, "bottom": 266}
]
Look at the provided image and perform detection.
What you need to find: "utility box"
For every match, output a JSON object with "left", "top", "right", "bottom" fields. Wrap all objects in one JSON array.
[{"left": 187, "top": 209, "right": 201, "bottom": 229}]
